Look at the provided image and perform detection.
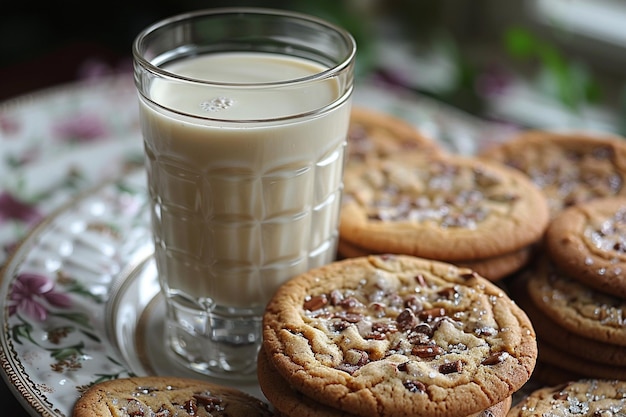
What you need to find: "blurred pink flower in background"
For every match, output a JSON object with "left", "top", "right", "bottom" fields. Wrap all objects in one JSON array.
[
  {"left": 53, "top": 113, "right": 108, "bottom": 143},
  {"left": 0, "top": 192, "right": 42, "bottom": 226}
]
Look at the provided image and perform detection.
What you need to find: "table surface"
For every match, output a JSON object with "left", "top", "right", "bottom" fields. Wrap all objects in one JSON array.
[
  {"left": 0, "top": 53, "right": 511, "bottom": 417},
  {"left": 3, "top": 382, "right": 29, "bottom": 416}
]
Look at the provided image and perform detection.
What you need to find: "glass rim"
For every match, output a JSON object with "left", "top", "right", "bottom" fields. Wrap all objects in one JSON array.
[{"left": 132, "top": 7, "right": 357, "bottom": 88}]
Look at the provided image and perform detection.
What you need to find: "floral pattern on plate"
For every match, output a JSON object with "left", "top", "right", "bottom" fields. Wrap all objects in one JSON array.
[{"left": 1, "top": 170, "right": 152, "bottom": 417}]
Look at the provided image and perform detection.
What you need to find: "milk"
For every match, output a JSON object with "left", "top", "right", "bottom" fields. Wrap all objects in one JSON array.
[{"left": 138, "top": 52, "right": 351, "bottom": 309}]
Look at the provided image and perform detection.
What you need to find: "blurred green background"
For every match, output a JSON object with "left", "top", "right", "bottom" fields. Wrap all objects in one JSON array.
[{"left": 2, "top": 0, "right": 625, "bottom": 134}]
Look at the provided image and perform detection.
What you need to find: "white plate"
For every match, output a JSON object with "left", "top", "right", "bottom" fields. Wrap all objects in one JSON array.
[{"left": 0, "top": 169, "right": 264, "bottom": 417}]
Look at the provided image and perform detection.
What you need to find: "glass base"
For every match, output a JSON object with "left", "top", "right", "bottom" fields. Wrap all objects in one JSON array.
[{"left": 164, "top": 296, "right": 262, "bottom": 381}]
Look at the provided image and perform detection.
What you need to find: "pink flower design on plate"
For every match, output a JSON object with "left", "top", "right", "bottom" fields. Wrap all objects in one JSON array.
[
  {"left": 0, "top": 192, "right": 42, "bottom": 226},
  {"left": 9, "top": 272, "right": 72, "bottom": 321},
  {"left": 53, "top": 113, "right": 108, "bottom": 143}
]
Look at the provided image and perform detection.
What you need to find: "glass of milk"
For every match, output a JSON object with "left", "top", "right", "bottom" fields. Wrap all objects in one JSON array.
[{"left": 132, "top": 8, "right": 355, "bottom": 379}]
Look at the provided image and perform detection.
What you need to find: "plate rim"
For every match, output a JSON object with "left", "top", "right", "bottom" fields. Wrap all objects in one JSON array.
[{"left": 0, "top": 168, "right": 148, "bottom": 417}]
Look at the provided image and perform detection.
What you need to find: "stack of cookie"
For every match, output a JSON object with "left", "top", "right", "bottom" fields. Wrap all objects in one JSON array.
[
  {"left": 338, "top": 112, "right": 549, "bottom": 281},
  {"left": 511, "top": 197, "right": 626, "bottom": 384},
  {"left": 480, "top": 130, "right": 626, "bottom": 383},
  {"left": 261, "top": 254, "right": 537, "bottom": 417}
]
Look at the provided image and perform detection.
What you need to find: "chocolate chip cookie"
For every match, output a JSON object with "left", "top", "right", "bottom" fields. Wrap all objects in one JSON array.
[
  {"left": 515, "top": 281, "right": 626, "bottom": 366},
  {"left": 72, "top": 376, "right": 273, "bottom": 417},
  {"left": 340, "top": 152, "right": 549, "bottom": 262},
  {"left": 508, "top": 379, "right": 626, "bottom": 417},
  {"left": 480, "top": 130, "right": 626, "bottom": 218},
  {"left": 262, "top": 255, "right": 537, "bottom": 417},
  {"left": 545, "top": 196, "right": 626, "bottom": 298},
  {"left": 524, "top": 256, "right": 626, "bottom": 347},
  {"left": 347, "top": 107, "right": 443, "bottom": 164}
]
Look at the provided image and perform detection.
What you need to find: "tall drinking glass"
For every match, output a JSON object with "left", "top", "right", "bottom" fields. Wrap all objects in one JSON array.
[{"left": 132, "top": 8, "right": 355, "bottom": 379}]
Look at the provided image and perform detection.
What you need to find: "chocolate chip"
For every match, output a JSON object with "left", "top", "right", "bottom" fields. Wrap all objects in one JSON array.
[
  {"left": 418, "top": 307, "right": 445, "bottom": 322},
  {"left": 414, "top": 274, "right": 427, "bottom": 286},
  {"left": 404, "top": 295, "right": 423, "bottom": 312},
  {"left": 437, "top": 287, "right": 457, "bottom": 300},
  {"left": 403, "top": 380, "right": 426, "bottom": 393},
  {"left": 366, "top": 332, "right": 387, "bottom": 340},
  {"left": 193, "top": 393, "right": 222, "bottom": 409},
  {"left": 412, "top": 344, "right": 444, "bottom": 358},
  {"left": 193, "top": 394, "right": 215, "bottom": 404},
  {"left": 397, "top": 361, "right": 410, "bottom": 372},
  {"left": 460, "top": 271, "right": 480, "bottom": 281},
  {"left": 329, "top": 289, "right": 344, "bottom": 305},
  {"left": 183, "top": 398, "right": 197, "bottom": 415},
  {"left": 413, "top": 323, "right": 434, "bottom": 336},
  {"left": 481, "top": 351, "right": 509, "bottom": 365},
  {"left": 439, "top": 360, "right": 463, "bottom": 374},
  {"left": 369, "top": 321, "right": 397, "bottom": 338},
  {"left": 407, "top": 331, "right": 431, "bottom": 345},
  {"left": 396, "top": 308, "right": 419, "bottom": 331},
  {"left": 328, "top": 320, "right": 350, "bottom": 333},
  {"left": 334, "top": 312, "right": 364, "bottom": 323},
  {"left": 304, "top": 294, "right": 328, "bottom": 311},
  {"left": 338, "top": 296, "right": 365, "bottom": 312},
  {"left": 336, "top": 363, "right": 360, "bottom": 375}
]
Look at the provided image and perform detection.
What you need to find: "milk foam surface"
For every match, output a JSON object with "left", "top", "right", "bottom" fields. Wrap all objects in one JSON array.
[{"left": 152, "top": 52, "right": 339, "bottom": 120}]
